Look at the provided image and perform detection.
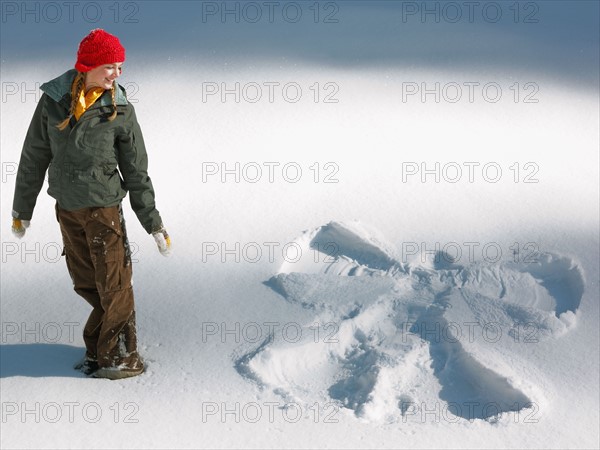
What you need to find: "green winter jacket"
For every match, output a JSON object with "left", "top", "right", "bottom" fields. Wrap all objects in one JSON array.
[{"left": 12, "top": 69, "right": 163, "bottom": 234}]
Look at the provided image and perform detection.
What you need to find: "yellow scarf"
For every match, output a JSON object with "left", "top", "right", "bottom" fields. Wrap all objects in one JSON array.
[{"left": 71, "top": 78, "right": 105, "bottom": 120}]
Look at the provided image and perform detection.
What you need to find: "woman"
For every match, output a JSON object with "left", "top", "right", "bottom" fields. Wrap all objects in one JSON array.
[{"left": 10, "top": 28, "right": 171, "bottom": 380}]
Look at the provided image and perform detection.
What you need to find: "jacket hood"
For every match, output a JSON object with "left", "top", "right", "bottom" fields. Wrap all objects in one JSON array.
[{"left": 40, "top": 68, "right": 128, "bottom": 109}]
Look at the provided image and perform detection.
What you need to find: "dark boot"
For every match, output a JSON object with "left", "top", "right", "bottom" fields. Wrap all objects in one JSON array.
[{"left": 74, "top": 357, "right": 99, "bottom": 376}]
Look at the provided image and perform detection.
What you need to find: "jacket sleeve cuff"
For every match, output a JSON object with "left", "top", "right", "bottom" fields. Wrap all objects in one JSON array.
[
  {"left": 12, "top": 210, "right": 32, "bottom": 220},
  {"left": 150, "top": 222, "right": 165, "bottom": 234}
]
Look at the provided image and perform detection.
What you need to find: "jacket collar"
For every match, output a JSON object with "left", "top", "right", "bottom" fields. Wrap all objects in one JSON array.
[{"left": 40, "top": 68, "right": 128, "bottom": 110}]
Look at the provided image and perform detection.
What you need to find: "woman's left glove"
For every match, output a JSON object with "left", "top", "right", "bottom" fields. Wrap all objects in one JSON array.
[
  {"left": 11, "top": 218, "right": 30, "bottom": 239},
  {"left": 152, "top": 226, "right": 171, "bottom": 256}
]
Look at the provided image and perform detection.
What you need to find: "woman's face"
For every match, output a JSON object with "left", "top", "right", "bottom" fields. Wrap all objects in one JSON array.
[{"left": 84, "top": 62, "right": 123, "bottom": 91}]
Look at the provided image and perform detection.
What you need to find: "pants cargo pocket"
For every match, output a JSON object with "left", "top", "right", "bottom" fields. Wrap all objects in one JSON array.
[
  {"left": 63, "top": 248, "right": 76, "bottom": 286},
  {"left": 88, "top": 206, "right": 132, "bottom": 294},
  {"left": 91, "top": 227, "right": 126, "bottom": 293}
]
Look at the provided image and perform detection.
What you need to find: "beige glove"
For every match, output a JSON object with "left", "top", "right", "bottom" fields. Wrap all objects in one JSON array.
[
  {"left": 152, "top": 226, "right": 171, "bottom": 256},
  {"left": 11, "top": 218, "right": 30, "bottom": 239}
]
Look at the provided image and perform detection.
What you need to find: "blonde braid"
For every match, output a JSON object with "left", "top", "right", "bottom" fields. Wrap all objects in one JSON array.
[
  {"left": 107, "top": 83, "right": 117, "bottom": 121},
  {"left": 56, "top": 72, "right": 84, "bottom": 130}
]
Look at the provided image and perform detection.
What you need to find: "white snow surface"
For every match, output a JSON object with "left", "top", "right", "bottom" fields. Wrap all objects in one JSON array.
[{"left": 1, "top": 61, "right": 599, "bottom": 448}]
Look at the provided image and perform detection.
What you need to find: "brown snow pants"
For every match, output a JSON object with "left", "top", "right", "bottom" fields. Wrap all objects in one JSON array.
[{"left": 55, "top": 202, "right": 143, "bottom": 370}]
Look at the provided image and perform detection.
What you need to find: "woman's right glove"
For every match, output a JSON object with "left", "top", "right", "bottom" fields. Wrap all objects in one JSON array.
[
  {"left": 11, "top": 218, "right": 30, "bottom": 239},
  {"left": 152, "top": 225, "right": 171, "bottom": 256}
]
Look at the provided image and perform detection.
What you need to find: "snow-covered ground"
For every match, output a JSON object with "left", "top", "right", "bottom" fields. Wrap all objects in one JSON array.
[{"left": 1, "top": 2, "right": 599, "bottom": 449}]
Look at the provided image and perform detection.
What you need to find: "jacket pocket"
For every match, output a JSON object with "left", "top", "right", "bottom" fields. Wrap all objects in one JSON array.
[{"left": 81, "top": 113, "right": 116, "bottom": 152}]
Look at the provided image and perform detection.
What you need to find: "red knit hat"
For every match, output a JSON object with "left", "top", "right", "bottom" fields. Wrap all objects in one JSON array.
[{"left": 75, "top": 28, "right": 125, "bottom": 72}]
